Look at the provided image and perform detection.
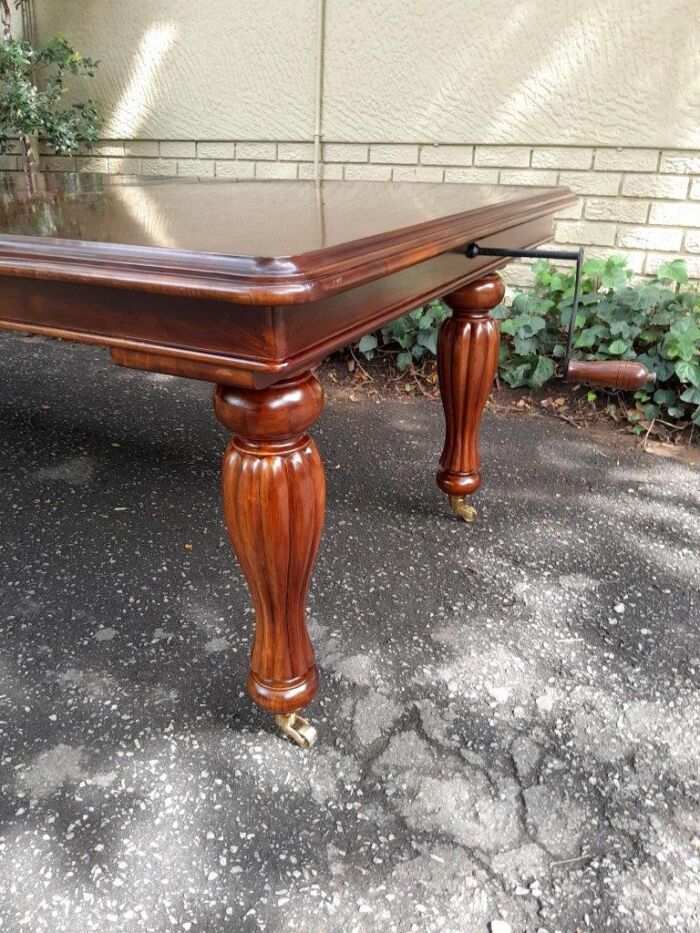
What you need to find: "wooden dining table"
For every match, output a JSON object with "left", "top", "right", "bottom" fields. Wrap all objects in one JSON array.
[{"left": 0, "top": 171, "right": 579, "bottom": 747}]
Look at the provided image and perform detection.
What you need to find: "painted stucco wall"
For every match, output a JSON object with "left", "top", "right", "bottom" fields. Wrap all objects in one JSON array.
[
  {"left": 34, "top": 0, "right": 318, "bottom": 141},
  {"left": 32, "top": 0, "right": 700, "bottom": 147},
  {"left": 19, "top": 0, "right": 700, "bottom": 280}
]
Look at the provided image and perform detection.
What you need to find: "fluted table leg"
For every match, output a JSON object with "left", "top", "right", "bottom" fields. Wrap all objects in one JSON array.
[
  {"left": 437, "top": 273, "right": 504, "bottom": 521},
  {"left": 213, "top": 372, "right": 325, "bottom": 747}
]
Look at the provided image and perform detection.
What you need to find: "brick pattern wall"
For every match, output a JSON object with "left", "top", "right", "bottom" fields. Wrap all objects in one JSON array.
[{"left": 2, "top": 141, "right": 698, "bottom": 282}]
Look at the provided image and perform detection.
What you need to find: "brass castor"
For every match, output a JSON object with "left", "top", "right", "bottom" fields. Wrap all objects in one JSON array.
[
  {"left": 274, "top": 712, "right": 317, "bottom": 749},
  {"left": 449, "top": 494, "right": 477, "bottom": 523}
]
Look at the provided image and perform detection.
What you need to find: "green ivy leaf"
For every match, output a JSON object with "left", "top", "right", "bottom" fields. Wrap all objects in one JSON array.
[
  {"left": 680, "top": 386, "right": 700, "bottom": 404},
  {"left": 601, "top": 261, "right": 630, "bottom": 290},
  {"left": 512, "top": 293, "right": 536, "bottom": 314},
  {"left": 499, "top": 318, "right": 523, "bottom": 336},
  {"left": 607, "top": 339, "right": 629, "bottom": 356},
  {"left": 560, "top": 308, "right": 587, "bottom": 330},
  {"left": 679, "top": 291, "right": 700, "bottom": 311},
  {"left": 550, "top": 273, "right": 572, "bottom": 294},
  {"left": 609, "top": 319, "right": 635, "bottom": 339},
  {"left": 527, "top": 356, "right": 555, "bottom": 389},
  {"left": 358, "top": 334, "right": 378, "bottom": 356},
  {"left": 532, "top": 259, "right": 553, "bottom": 285},
  {"left": 583, "top": 258, "right": 606, "bottom": 278},
  {"left": 417, "top": 329, "right": 437, "bottom": 354},
  {"left": 653, "top": 388, "right": 678, "bottom": 407},
  {"left": 519, "top": 316, "right": 547, "bottom": 338},
  {"left": 674, "top": 360, "right": 700, "bottom": 386},
  {"left": 637, "top": 329, "right": 658, "bottom": 343},
  {"left": 670, "top": 314, "right": 700, "bottom": 340},
  {"left": 655, "top": 259, "right": 689, "bottom": 286},
  {"left": 643, "top": 355, "right": 674, "bottom": 382},
  {"left": 501, "top": 361, "right": 532, "bottom": 388},
  {"left": 514, "top": 336, "right": 536, "bottom": 356},
  {"left": 651, "top": 309, "right": 673, "bottom": 326},
  {"left": 390, "top": 317, "right": 408, "bottom": 339},
  {"left": 574, "top": 325, "right": 608, "bottom": 349},
  {"left": 396, "top": 350, "right": 412, "bottom": 371},
  {"left": 533, "top": 299, "right": 556, "bottom": 313}
]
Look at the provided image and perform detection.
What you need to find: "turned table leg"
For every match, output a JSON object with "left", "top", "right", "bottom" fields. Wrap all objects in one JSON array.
[
  {"left": 213, "top": 372, "right": 325, "bottom": 748},
  {"left": 437, "top": 273, "right": 504, "bottom": 521}
]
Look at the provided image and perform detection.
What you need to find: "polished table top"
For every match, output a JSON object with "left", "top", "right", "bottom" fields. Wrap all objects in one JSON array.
[
  {"left": 0, "top": 173, "right": 573, "bottom": 303},
  {"left": 0, "top": 171, "right": 573, "bottom": 386}
]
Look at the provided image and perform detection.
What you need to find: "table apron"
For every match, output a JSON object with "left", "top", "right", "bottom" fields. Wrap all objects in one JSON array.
[{"left": 0, "top": 214, "right": 551, "bottom": 388}]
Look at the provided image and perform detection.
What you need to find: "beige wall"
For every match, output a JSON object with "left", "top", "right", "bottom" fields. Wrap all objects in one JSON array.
[
  {"left": 34, "top": 0, "right": 318, "bottom": 140},
  {"left": 33, "top": 0, "right": 700, "bottom": 147},
  {"left": 22, "top": 1, "right": 700, "bottom": 281},
  {"left": 323, "top": 0, "right": 699, "bottom": 148}
]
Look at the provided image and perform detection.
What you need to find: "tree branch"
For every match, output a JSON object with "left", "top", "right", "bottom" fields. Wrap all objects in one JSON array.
[{"left": 1, "top": 0, "right": 12, "bottom": 42}]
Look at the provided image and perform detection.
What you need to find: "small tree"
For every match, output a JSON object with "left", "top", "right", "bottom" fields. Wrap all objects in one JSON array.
[{"left": 0, "top": 0, "right": 100, "bottom": 183}]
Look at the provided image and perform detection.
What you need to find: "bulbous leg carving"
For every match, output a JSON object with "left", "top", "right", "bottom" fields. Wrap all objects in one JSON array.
[
  {"left": 214, "top": 372, "right": 326, "bottom": 744},
  {"left": 437, "top": 273, "right": 504, "bottom": 519}
]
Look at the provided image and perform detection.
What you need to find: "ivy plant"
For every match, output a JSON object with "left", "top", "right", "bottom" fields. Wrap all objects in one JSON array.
[
  {"left": 357, "top": 255, "right": 700, "bottom": 430},
  {"left": 359, "top": 299, "right": 450, "bottom": 372}
]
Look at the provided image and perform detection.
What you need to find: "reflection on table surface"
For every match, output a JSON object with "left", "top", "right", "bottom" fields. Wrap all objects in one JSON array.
[{"left": 0, "top": 170, "right": 558, "bottom": 258}]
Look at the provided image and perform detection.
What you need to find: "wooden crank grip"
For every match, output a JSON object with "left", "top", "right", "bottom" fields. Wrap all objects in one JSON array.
[{"left": 565, "top": 360, "right": 655, "bottom": 391}]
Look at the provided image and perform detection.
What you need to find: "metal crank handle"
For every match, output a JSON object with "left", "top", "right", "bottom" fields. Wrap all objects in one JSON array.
[
  {"left": 464, "top": 240, "right": 657, "bottom": 394},
  {"left": 564, "top": 359, "right": 656, "bottom": 391}
]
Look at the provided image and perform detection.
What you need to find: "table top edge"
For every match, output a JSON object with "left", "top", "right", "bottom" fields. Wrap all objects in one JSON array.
[{"left": 0, "top": 183, "right": 575, "bottom": 304}]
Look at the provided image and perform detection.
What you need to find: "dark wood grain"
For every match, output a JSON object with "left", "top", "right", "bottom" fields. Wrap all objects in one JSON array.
[
  {"left": 437, "top": 274, "right": 505, "bottom": 500},
  {"left": 213, "top": 373, "right": 325, "bottom": 714}
]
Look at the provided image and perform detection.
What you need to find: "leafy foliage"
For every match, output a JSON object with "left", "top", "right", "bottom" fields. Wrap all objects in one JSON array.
[
  {"left": 500, "top": 255, "right": 700, "bottom": 428},
  {"left": 357, "top": 255, "right": 700, "bottom": 430},
  {"left": 359, "top": 300, "right": 450, "bottom": 372},
  {"left": 0, "top": 6, "right": 100, "bottom": 165}
]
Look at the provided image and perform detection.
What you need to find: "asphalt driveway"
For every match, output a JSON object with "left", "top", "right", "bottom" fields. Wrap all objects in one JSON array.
[{"left": 0, "top": 331, "right": 698, "bottom": 932}]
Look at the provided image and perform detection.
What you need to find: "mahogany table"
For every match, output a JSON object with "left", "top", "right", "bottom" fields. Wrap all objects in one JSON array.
[{"left": 0, "top": 172, "right": 575, "bottom": 747}]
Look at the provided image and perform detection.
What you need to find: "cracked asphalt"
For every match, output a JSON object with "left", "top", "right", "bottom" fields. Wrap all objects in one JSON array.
[{"left": 0, "top": 330, "right": 698, "bottom": 933}]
